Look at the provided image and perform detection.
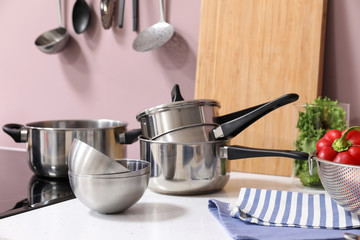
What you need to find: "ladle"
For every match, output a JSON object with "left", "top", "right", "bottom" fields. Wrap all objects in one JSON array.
[
  {"left": 100, "top": 0, "right": 116, "bottom": 29},
  {"left": 132, "top": 0, "right": 174, "bottom": 52},
  {"left": 72, "top": 0, "right": 91, "bottom": 34},
  {"left": 35, "top": 0, "right": 69, "bottom": 54}
]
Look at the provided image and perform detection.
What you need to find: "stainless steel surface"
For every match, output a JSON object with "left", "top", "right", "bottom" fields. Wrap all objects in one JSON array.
[
  {"left": 138, "top": 93, "right": 299, "bottom": 143},
  {"left": 3, "top": 119, "right": 128, "bottom": 178},
  {"left": 311, "top": 156, "right": 360, "bottom": 215},
  {"left": 68, "top": 139, "right": 129, "bottom": 175},
  {"left": 100, "top": 0, "right": 115, "bottom": 29},
  {"left": 132, "top": 0, "right": 174, "bottom": 52},
  {"left": 154, "top": 124, "right": 218, "bottom": 142},
  {"left": 35, "top": 0, "right": 69, "bottom": 54},
  {"left": 69, "top": 159, "right": 150, "bottom": 178},
  {"left": 68, "top": 160, "right": 150, "bottom": 214},
  {"left": 136, "top": 99, "right": 220, "bottom": 139},
  {"left": 72, "top": 0, "right": 91, "bottom": 34},
  {"left": 140, "top": 137, "right": 230, "bottom": 195}
]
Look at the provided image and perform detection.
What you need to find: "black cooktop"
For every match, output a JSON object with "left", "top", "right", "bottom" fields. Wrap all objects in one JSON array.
[{"left": 0, "top": 149, "right": 74, "bottom": 219}]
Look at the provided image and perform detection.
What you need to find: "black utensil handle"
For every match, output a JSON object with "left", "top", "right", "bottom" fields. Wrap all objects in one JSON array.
[
  {"left": 118, "top": 0, "right": 125, "bottom": 28},
  {"left": 119, "top": 128, "right": 142, "bottom": 144},
  {"left": 133, "top": 0, "right": 138, "bottom": 31},
  {"left": 223, "top": 145, "right": 309, "bottom": 161},
  {"left": 213, "top": 93, "right": 299, "bottom": 139},
  {"left": 171, "top": 84, "right": 184, "bottom": 102},
  {"left": 2, "top": 124, "right": 28, "bottom": 143}
]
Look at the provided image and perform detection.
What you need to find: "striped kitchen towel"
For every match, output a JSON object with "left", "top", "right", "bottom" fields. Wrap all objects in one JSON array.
[{"left": 230, "top": 188, "right": 360, "bottom": 229}]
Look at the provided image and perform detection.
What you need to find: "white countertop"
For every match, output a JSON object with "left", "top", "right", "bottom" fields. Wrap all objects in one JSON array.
[{"left": 0, "top": 172, "right": 322, "bottom": 240}]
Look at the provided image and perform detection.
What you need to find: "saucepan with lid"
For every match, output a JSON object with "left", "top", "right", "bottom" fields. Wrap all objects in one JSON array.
[
  {"left": 2, "top": 119, "right": 140, "bottom": 178},
  {"left": 137, "top": 85, "right": 299, "bottom": 142}
]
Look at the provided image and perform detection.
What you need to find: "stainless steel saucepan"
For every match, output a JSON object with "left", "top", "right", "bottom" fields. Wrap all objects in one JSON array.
[
  {"left": 140, "top": 138, "right": 360, "bottom": 217},
  {"left": 140, "top": 137, "right": 308, "bottom": 195},
  {"left": 137, "top": 93, "right": 299, "bottom": 142},
  {"left": 3, "top": 120, "right": 140, "bottom": 178}
]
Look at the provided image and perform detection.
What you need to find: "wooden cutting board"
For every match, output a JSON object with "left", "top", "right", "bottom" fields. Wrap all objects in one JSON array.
[{"left": 195, "top": 0, "right": 327, "bottom": 176}]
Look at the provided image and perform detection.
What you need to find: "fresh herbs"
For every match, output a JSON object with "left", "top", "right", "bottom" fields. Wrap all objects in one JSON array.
[{"left": 294, "top": 96, "right": 347, "bottom": 187}]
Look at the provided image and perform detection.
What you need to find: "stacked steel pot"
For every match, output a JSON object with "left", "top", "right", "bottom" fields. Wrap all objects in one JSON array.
[
  {"left": 136, "top": 85, "right": 300, "bottom": 195},
  {"left": 2, "top": 85, "right": 300, "bottom": 195},
  {"left": 2, "top": 120, "right": 140, "bottom": 178}
]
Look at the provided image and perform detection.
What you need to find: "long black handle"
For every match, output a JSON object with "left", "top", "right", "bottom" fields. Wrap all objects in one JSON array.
[
  {"left": 133, "top": 0, "right": 138, "bottom": 31},
  {"left": 223, "top": 145, "right": 309, "bottom": 161},
  {"left": 214, "top": 103, "right": 266, "bottom": 124},
  {"left": 213, "top": 93, "right": 299, "bottom": 139},
  {"left": 2, "top": 124, "right": 27, "bottom": 143},
  {"left": 118, "top": 0, "right": 125, "bottom": 28}
]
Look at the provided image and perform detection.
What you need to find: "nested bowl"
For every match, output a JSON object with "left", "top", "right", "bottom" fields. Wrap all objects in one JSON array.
[{"left": 69, "top": 159, "right": 150, "bottom": 213}]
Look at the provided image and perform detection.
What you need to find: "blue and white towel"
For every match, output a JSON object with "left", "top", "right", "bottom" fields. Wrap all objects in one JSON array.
[
  {"left": 209, "top": 200, "right": 360, "bottom": 240},
  {"left": 230, "top": 188, "right": 360, "bottom": 229}
]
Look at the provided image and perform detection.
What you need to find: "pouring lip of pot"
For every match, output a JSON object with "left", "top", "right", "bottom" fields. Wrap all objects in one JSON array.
[
  {"left": 24, "top": 119, "right": 128, "bottom": 131},
  {"left": 136, "top": 99, "right": 220, "bottom": 120}
]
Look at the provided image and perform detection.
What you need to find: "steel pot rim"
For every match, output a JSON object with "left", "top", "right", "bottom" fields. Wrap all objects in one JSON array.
[
  {"left": 136, "top": 99, "right": 220, "bottom": 120},
  {"left": 139, "top": 136, "right": 228, "bottom": 145},
  {"left": 24, "top": 119, "right": 128, "bottom": 131}
]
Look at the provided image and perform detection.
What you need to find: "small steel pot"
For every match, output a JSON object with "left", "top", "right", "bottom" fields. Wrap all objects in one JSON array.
[
  {"left": 136, "top": 99, "right": 220, "bottom": 139},
  {"left": 137, "top": 93, "right": 299, "bottom": 142},
  {"left": 3, "top": 119, "right": 140, "bottom": 178},
  {"left": 139, "top": 137, "right": 307, "bottom": 195}
]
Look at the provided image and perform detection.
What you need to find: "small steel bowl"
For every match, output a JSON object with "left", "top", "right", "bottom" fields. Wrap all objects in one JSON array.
[
  {"left": 68, "top": 159, "right": 150, "bottom": 213},
  {"left": 68, "top": 139, "right": 130, "bottom": 175}
]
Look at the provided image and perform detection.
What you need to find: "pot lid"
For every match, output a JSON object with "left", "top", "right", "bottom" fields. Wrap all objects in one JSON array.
[{"left": 136, "top": 99, "right": 220, "bottom": 120}]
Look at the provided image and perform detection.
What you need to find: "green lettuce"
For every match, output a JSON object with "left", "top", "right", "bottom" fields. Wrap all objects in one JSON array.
[{"left": 294, "top": 97, "right": 347, "bottom": 187}]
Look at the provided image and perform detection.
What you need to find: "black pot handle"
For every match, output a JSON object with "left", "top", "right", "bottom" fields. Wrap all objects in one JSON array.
[
  {"left": 221, "top": 145, "right": 309, "bottom": 161},
  {"left": 2, "top": 123, "right": 28, "bottom": 143},
  {"left": 171, "top": 84, "right": 184, "bottom": 102},
  {"left": 213, "top": 93, "right": 299, "bottom": 139},
  {"left": 214, "top": 103, "right": 266, "bottom": 124},
  {"left": 119, "top": 128, "right": 142, "bottom": 144}
]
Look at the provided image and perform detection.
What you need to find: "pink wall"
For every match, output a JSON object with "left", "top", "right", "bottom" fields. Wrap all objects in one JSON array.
[
  {"left": 1, "top": 0, "right": 359, "bottom": 158},
  {"left": 0, "top": 0, "right": 201, "bottom": 158},
  {"left": 322, "top": 0, "right": 360, "bottom": 126}
]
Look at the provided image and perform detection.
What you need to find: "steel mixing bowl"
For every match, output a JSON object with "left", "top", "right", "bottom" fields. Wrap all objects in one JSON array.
[
  {"left": 68, "top": 159, "right": 150, "bottom": 213},
  {"left": 69, "top": 159, "right": 150, "bottom": 178},
  {"left": 68, "top": 139, "right": 130, "bottom": 175}
]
